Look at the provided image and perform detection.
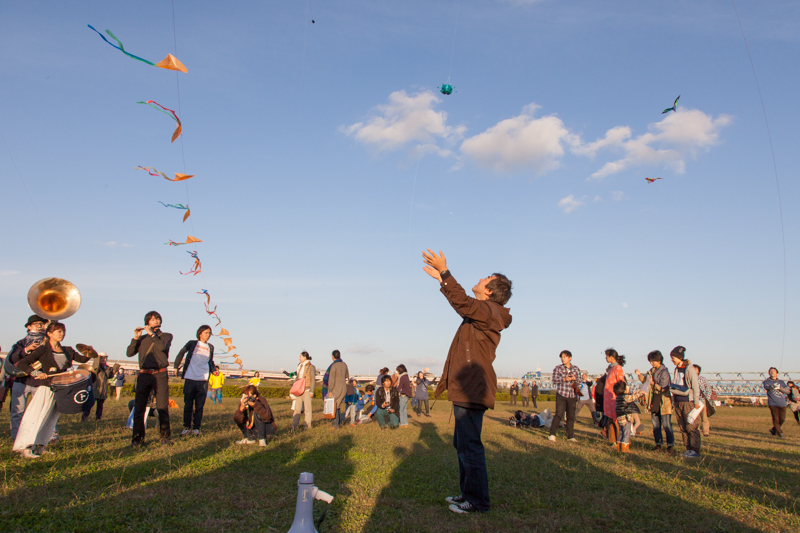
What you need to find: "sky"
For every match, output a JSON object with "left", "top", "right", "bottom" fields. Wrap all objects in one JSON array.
[{"left": 1, "top": 0, "right": 798, "bottom": 377}]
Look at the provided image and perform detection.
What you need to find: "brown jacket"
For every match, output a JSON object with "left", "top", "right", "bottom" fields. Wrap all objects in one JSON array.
[
  {"left": 434, "top": 272, "right": 512, "bottom": 409},
  {"left": 233, "top": 396, "right": 275, "bottom": 425}
]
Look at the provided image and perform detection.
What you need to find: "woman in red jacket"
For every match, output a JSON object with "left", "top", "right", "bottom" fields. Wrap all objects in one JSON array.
[{"left": 603, "top": 349, "right": 626, "bottom": 446}]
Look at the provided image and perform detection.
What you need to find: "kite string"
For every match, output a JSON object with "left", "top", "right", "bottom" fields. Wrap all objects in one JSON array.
[
  {"left": 732, "top": 0, "right": 787, "bottom": 367},
  {"left": 299, "top": 0, "right": 310, "bottom": 120},
  {"left": 447, "top": 0, "right": 460, "bottom": 83},
  {"left": 407, "top": 151, "right": 423, "bottom": 249}
]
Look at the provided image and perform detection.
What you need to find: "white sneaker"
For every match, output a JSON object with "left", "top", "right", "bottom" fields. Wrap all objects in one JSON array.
[
  {"left": 548, "top": 435, "right": 556, "bottom": 442},
  {"left": 192, "top": 429, "right": 201, "bottom": 436},
  {"left": 180, "top": 428, "right": 191, "bottom": 436},
  {"left": 21, "top": 448, "right": 40, "bottom": 459},
  {"left": 258, "top": 439, "right": 267, "bottom": 447},
  {"left": 235, "top": 438, "right": 256, "bottom": 445},
  {"left": 567, "top": 438, "right": 577, "bottom": 442}
]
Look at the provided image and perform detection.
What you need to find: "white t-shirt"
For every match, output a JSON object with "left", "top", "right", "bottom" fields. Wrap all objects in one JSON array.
[{"left": 184, "top": 342, "right": 211, "bottom": 381}]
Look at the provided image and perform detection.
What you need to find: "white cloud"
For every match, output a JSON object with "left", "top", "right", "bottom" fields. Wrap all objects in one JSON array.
[
  {"left": 0, "top": 270, "right": 20, "bottom": 276},
  {"left": 347, "top": 343, "right": 383, "bottom": 356},
  {"left": 622, "top": 302, "right": 628, "bottom": 308},
  {"left": 593, "top": 195, "right": 602, "bottom": 202},
  {"left": 558, "top": 195, "right": 585, "bottom": 214},
  {"left": 580, "top": 109, "right": 732, "bottom": 180},
  {"left": 97, "top": 241, "right": 133, "bottom": 248},
  {"left": 460, "top": 104, "right": 577, "bottom": 175},
  {"left": 342, "top": 90, "right": 465, "bottom": 153},
  {"left": 612, "top": 191, "right": 625, "bottom": 201}
]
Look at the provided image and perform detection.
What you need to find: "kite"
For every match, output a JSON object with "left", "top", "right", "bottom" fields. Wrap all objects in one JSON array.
[
  {"left": 662, "top": 95, "right": 680, "bottom": 114},
  {"left": 158, "top": 201, "right": 191, "bottom": 222},
  {"left": 197, "top": 289, "right": 211, "bottom": 305},
  {"left": 223, "top": 338, "right": 234, "bottom": 347},
  {"left": 180, "top": 250, "right": 201, "bottom": 276},
  {"left": 645, "top": 177, "right": 662, "bottom": 183},
  {"left": 166, "top": 236, "right": 202, "bottom": 246},
  {"left": 88, "top": 25, "right": 188, "bottom": 73},
  {"left": 136, "top": 166, "right": 194, "bottom": 182},
  {"left": 217, "top": 327, "right": 230, "bottom": 337},
  {"left": 439, "top": 84, "right": 454, "bottom": 95},
  {"left": 204, "top": 304, "right": 221, "bottom": 326},
  {"left": 137, "top": 100, "right": 182, "bottom": 142}
]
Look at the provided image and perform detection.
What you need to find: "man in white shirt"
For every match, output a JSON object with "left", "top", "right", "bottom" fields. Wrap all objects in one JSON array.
[{"left": 173, "top": 325, "right": 216, "bottom": 436}]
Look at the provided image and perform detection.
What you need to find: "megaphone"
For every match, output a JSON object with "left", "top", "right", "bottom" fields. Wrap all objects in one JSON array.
[{"left": 287, "top": 472, "right": 334, "bottom": 533}]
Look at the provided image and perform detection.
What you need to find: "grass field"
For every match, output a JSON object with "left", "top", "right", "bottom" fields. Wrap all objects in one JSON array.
[{"left": 0, "top": 396, "right": 798, "bottom": 533}]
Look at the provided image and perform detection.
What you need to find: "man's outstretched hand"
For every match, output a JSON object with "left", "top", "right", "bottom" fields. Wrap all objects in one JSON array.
[{"left": 422, "top": 249, "right": 447, "bottom": 282}]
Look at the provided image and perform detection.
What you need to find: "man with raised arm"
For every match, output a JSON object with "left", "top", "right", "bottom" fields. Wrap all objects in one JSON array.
[{"left": 422, "top": 249, "right": 513, "bottom": 515}]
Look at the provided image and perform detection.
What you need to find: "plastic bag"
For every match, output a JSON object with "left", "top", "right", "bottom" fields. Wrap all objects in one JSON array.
[
  {"left": 686, "top": 402, "right": 705, "bottom": 425},
  {"left": 323, "top": 397, "right": 336, "bottom": 419}
]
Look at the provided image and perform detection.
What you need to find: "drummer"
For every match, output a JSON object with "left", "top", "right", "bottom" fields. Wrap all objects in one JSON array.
[{"left": 13, "top": 321, "right": 96, "bottom": 458}]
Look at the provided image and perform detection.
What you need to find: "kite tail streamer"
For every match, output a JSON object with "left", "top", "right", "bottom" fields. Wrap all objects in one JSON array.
[{"left": 88, "top": 25, "right": 157, "bottom": 66}]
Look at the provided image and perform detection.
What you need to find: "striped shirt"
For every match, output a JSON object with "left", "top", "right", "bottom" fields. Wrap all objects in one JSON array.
[{"left": 552, "top": 363, "right": 582, "bottom": 398}]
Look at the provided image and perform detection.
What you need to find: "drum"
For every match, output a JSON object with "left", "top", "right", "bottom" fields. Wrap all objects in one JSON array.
[{"left": 50, "top": 369, "right": 93, "bottom": 414}]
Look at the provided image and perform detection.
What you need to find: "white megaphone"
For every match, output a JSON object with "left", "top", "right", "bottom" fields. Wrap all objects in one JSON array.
[{"left": 287, "top": 472, "right": 334, "bottom": 533}]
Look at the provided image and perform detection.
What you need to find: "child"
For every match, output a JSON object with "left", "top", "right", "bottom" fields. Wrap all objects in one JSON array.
[
  {"left": 352, "top": 384, "right": 376, "bottom": 425},
  {"left": 613, "top": 380, "right": 643, "bottom": 453}
]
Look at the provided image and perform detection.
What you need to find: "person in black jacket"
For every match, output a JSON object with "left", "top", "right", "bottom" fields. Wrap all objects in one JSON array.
[
  {"left": 14, "top": 321, "right": 95, "bottom": 457},
  {"left": 174, "top": 325, "right": 216, "bottom": 436},
  {"left": 126, "top": 311, "right": 173, "bottom": 447},
  {"left": 234, "top": 385, "right": 276, "bottom": 446},
  {"left": 375, "top": 375, "right": 400, "bottom": 429},
  {"left": 6, "top": 314, "right": 47, "bottom": 441}
]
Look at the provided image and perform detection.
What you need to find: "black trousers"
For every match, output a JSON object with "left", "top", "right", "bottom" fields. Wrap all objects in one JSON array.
[
  {"left": 236, "top": 417, "right": 276, "bottom": 441},
  {"left": 550, "top": 393, "right": 577, "bottom": 438},
  {"left": 532, "top": 396, "right": 538, "bottom": 408},
  {"left": 133, "top": 371, "right": 171, "bottom": 444},
  {"left": 415, "top": 399, "right": 429, "bottom": 415},
  {"left": 183, "top": 379, "right": 208, "bottom": 430},
  {"left": 453, "top": 405, "right": 490, "bottom": 512}
]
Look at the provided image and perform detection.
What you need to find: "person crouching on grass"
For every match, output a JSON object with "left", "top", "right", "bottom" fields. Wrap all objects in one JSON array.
[
  {"left": 422, "top": 249, "right": 513, "bottom": 515},
  {"left": 613, "top": 380, "right": 644, "bottom": 453},
  {"left": 375, "top": 375, "right": 400, "bottom": 429},
  {"left": 234, "top": 385, "right": 276, "bottom": 447}
]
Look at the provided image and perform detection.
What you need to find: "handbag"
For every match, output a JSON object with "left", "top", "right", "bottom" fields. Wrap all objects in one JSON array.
[
  {"left": 289, "top": 377, "right": 306, "bottom": 397},
  {"left": 705, "top": 399, "right": 716, "bottom": 418},
  {"left": 323, "top": 397, "right": 337, "bottom": 419}
]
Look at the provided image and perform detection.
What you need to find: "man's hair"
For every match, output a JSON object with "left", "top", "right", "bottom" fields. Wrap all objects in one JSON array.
[
  {"left": 332, "top": 349, "right": 341, "bottom": 359},
  {"left": 144, "top": 311, "right": 162, "bottom": 325},
  {"left": 242, "top": 385, "right": 259, "bottom": 396},
  {"left": 381, "top": 375, "right": 392, "bottom": 385},
  {"left": 670, "top": 346, "right": 686, "bottom": 360},
  {"left": 396, "top": 364, "right": 407, "bottom": 374},
  {"left": 613, "top": 380, "right": 627, "bottom": 395},
  {"left": 365, "top": 384, "right": 375, "bottom": 392},
  {"left": 647, "top": 350, "right": 663, "bottom": 363},
  {"left": 769, "top": 366, "right": 778, "bottom": 374},
  {"left": 46, "top": 321, "right": 66, "bottom": 335},
  {"left": 487, "top": 273, "right": 513, "bottom": 305},
  {"left": 693, "top": 364, "right": 702, "bottom": 374},
  {"left": 196, "top": 325, "right": 212, "bottom": 340},
  {"left": 560, "top": 350, "right": 572, "bottom": 359}
]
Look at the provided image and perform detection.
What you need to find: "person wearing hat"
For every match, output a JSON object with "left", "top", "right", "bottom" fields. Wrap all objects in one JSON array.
[
  {"left": 6, "top": 315, "right": 48, "bottom": 441},
  {"left": 81, "top": 352, "right": 119, "bottom": 421},
  {"left": 668, "top": 346, "right": 703, "bottom": 458}
]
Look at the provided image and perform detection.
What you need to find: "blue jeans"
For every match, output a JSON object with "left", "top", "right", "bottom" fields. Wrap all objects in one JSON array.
[
  {"left": 375, "top": 408, "right": 399, "bottom": 428},
  {"left": 209, "top": 388, "right": 222, "bottom": 405},
  {"left": 651, "top": 413, "right": 675, "bottom": 447},
  {"left": 9, "top": 382, "right": 41, "bottom": 441},
  {"left": 618, "top": 418, "right": 632, "bottom": 444},
  {"left": 453, "top": 405, "right": 490, "bottom": 512},
  {"left": 399, "top": 395, "right": 409, "bottom": 426}
]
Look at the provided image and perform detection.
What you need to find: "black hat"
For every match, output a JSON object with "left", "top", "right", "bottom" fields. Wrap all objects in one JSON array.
[
  {"left": 670, "top": 346, "right": 686, "bottom": 360},
  {"left": 25, "top": 315, "right": 47, "bottom": 327}
]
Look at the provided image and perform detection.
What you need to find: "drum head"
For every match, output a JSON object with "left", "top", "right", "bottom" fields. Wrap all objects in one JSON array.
[{"left": 51, "top": 369, "right": 92, "bottom": 386}]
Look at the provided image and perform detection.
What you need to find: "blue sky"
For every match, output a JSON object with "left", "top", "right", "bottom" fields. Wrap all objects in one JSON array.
[{"left": 1, "top": 0, "right": 798, "bottom": 377}]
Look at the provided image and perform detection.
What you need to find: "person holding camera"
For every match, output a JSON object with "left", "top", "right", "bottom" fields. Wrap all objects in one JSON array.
[
  {"left": 635, "top": 350, "right": 675, "bottom": 454},
  {"left": 234, "top": 385, "right": 276, "bottom": 447},
  {"left": 375, "top": 375, "right": 400, "bottom": 429}
]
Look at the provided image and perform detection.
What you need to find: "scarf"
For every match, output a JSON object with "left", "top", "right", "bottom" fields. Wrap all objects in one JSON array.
[
  {"left": 296, "top": 360, "right": 309, "bottom": 381},
  {"left": 321, "top": 359, "right": 344, "bottom": 397},
  {"left": 23, "top": 330, "right": 45, "bottom": 348}
]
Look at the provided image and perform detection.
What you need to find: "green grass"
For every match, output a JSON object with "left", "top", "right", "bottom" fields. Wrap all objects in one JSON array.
[{"left": 1, "top": 397, "right": 798, "bottom": 532}]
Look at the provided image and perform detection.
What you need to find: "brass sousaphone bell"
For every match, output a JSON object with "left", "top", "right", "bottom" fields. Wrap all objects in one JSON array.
[{"left": 27, "top": 277, "right": 81, "bottom": 321}]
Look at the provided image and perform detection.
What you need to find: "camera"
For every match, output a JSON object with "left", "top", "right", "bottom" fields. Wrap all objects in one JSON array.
[{"left": 242, "top": 395, "right": 257, "bottom": 404}]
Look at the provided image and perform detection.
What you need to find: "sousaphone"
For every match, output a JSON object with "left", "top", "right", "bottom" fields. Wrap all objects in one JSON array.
[{"left": 27, "top": 277, "right": 81, "bottom": 321}]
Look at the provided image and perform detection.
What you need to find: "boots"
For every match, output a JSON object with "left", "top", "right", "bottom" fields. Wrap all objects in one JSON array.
[
  {"left": 607, "top": 421, "right": 619, "bottom": 445},
  {"left": 619, "top": 442, "right": 630, "bottom": 453}
]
